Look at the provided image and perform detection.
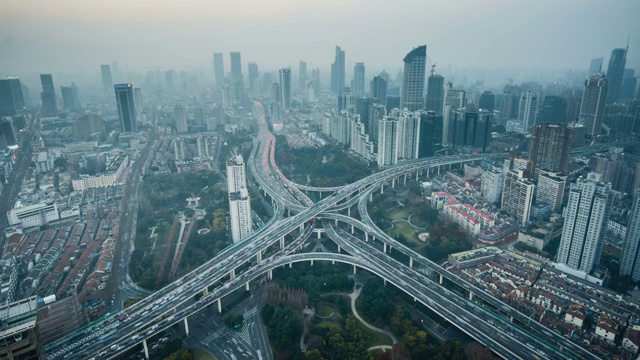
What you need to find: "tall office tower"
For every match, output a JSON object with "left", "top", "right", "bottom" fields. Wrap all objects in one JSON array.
[
  {"left": 226, "top": 154, "right": 253, "bottom": 242},
  {"left": 165, "top": 70, "right": 174, "bottom": 91},
  {"left": 398, "top": 110, "right": 420, "bottom": 161},
  {"left": 270, "top": 102, "right": 282, "bottom": 124},
  {"left": 501, "top": 169, "right": 535, "bottom": 226},
  {"left": 536, "top": 170, "right": 567, "bottom": 213},
  {"left": 39, "top": 74, "right": 58, "bottom": 117},
  {"left": 448, "top": 108, "right": 492, "bottom": 152},
  {"left": 60, "top": 83, "right": 81, "bottom": 111},
  {"left": 248, "top": 62, "right": 259, "bottom": 93},
  {"left": 230, "top": 52, "right": 243, "bottom": 85},
  {"left": 1, "top": 76, "right": 25, "bottom": 114},
  {"left": 0, "top": 297, "right": 46, "bottom": 359},
  {"left": 605, "top": 47, "right": 627, "bottom": 105},
  {"left": 352, "top": 63, "right": 365, "bottom": 96},
  {"left": 528, "top": 122, "right": 574, "bottom": 175},
  {"left": 417, "top": 110, "right": 442, "bottom": 158},
  {"left": 401, "top": 45, "right": 427, "bottom": 111},
  {"left": 299, "top": 60, "right": 308, "bottom": 91},
  {"left": 377, "top": 112, "right": 400, "bottom": 167},
  {"left": 538, "top": 95, "right": 567, "bottom": 124},
  {"left": 213, "top": 52, "right": 225, "bottom": 91},
  {"left": 589, "top": 57, "right": 604, "bottom": 75},
  {"left": 620, "top": 68, "right": 637, "bottom": 101},
  {"left": 566, "top": 94, "right": 582, "bottom": 123},
  {"left": 114, "top": 84, "right": 137, "bottom": 133},
  {"left": 0, "top": 117, "right": 17, "bottom": 147},
  {"left": 580, "top": 73, "right": 609, "bottom": 136},
  {"left": 100, "top": 64, "right": 113, "bottom": 93},
  {"left": 478, "top": 91, "right": 495, "bottom": 112},
  {"left": 370, "top": 76, "right": 387, "bottom": 106},
  {"left": 620, "top": 190, "right": 640, "bottom": 281},
  {"left": 222, "top": 85, "right": 233, "bottom": 110},
  {"left": 312, "top": 67, "right": 321, "bottom": 91},
  {"left": 270, "top": 83, "right": 281, "bottom": 105},
  {"left": 557, "top": 173, "right": 612, "bottom": 274},
  {"left": 517, "top": 91, "right": 539, "bottom": 128},
  {"left": 279, "top": 68, "right": 292, "bottom": 110},
  {"left": 330, "top": 46, "right": 346, "bottom": 93},
  {"left": 368, "top": 103, "right": 386, "bottom": 146},
  {"left": 442, "top": 83, "right": 466, "bottom": 146},
  {"left": 481, "top": 166, "right": 503, "bottom": 204},
  {"left": 425, "top": 74, "right": 444, "bottom": 114},
  {"left": 174, "top": 104, "right": 187, "bottom": 133},
  {"left": 133, "top": 87, "right": 143, "bottom": 120},
  {"left": 385, "top": 96, "right": 400, "bottom": 112}
]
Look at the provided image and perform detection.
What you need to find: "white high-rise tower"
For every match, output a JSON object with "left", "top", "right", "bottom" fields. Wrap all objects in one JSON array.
[{"left": 226, "top": 154, "right": 253, "bottom": 242}]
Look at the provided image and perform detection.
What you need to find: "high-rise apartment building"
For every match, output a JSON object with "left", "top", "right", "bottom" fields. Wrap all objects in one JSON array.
[
  {"left": 417, "top": 110, "right": 442, "bottom": 158},
  {"left": 100, "top": 64, "right": 113, "bottom": 93},
  {"left": 478, "top": 91, "right": 496, "bottom": 113},
  {"left": 40, "top": 74, "right": 58, "bottom": 117},
  {"left": 605, "top": 47, "right": 627, "bottom": 105},
  {"left": 213, "top": 52, "right": 225, "bottom": 91},
  {"left": 133, "top": 87, "right": 143, "bottom": 120},
  {"left": 448, "top": 108, "right": 492, "bottom": 152},
  {"left": 425, "top": 74, "right": 445, "bottom": 115},
  {"left": 174, "top": 104, "right": 187, "bottom": 133},
  {"left": 279, "top": 68, "right": 292, "bottom": 110},
  {"left": 368, "top": 103, "right": 386, "bottom": 147},
  {"left": 226, "top": 154, "right": 253, "bottom": 242},
  {"left": 377, "top": 114, "right": 399, "bottom": 167},
  {"left": 370, "top": 76, "right": 387, "bottom": 106},
  {"left": 114, "top": 83, "right": 137, "bottom": 133},
  {"left": 248, "top": 62, "right": 259, "bottom": 93},
  {"left": 580, "top": 73, "right": 608, "bottom": 136},
  {"left": 352, "top": 63, "right": 365, "bottom": 96},
  {"left": 620, "top": 190, "right": 640, "bottom": 281},
  {"left": 397, "top": 110, "right": 420, "bottom": 161},
  {"left": 557, "top": 173, "right": 611, "bottom": 274},
  {"left": 536, "top": 170, "right": 567, "bottom": 213},
  {"left": 502, "top": 169, "right": 535, "bottom": 226},
  {"left": 401, "top": 45, "right": 427, "bottom": 111},
  {"left": 298, "top": 60, "right": 308, "bottom": 91},
  {"left": 442, "top": 83, "right": 466, "bottom": 147},
  {"left": 482, "top": 166, "right": 503, "bottom": 204},
  {"left": 331, "top": 46, "right": 346, "bottom": 93},
  {"left": 60, "top": 83, "right": 81, "bottom": 111},
  {"left": 517, "top": 92, "right": 538, "bottom": 128},
  {"left": 0, "top": 297, "right": 45, "bottom": 359},
  {"left": 230, "top": 52, "right": 243, "bottom": 85},
  {"left": 528, "top": 122, "right": 574, "bottom": 175}
]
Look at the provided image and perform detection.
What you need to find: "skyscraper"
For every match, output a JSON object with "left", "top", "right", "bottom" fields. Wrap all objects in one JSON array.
[
  {"left": 133, "top": 87, "right": 143, "bottom": 121},
  {"left": 478, "top": 91, "right": 495, "bottom": 113},
  {"left": 226, "top": 154, "right": 253, "bottom": 242},
  {"left": 482, "top": 167, "right": 503, "bottom": 204},
  {"left": 312, "top": 67, "right": 320, "bottom": 91},
  {"left": 417, "top": 110, "right": 442, "bottom": 158},
  {"left": 248, "top": 62, "right": 259, "bottom": 93},
  {"left": 40, "top": 74, "right": 58, "bottom": 117},
  {"left": 557, "top": 173, "right": 611, "bottom": 274},
  {"left": 299, "top": 60, "right": 308, "bottom": 91},
  {"left": 448, "top": 108, "right": 492, "bottom": 152},
  {"left": 0, "top": 117, "right": 17, "bottom": 148},
  {"left": 620, "top": 190, "right": 640, "bottom": 281},
  {"left": 114, "top": 83, "right": 137, "bottom": 133},
  {"left": 538, "top": 95, "right": 567, "bottom": 124},
  {"left": 370, "top": 76, "right": 387, "bottom": 106},
  {"left": 442, "top": 83, "right": 466, "bottom": 146},
  {"left": 377, "top": 113, "right": 399, "bottom": 167},
  {"left": 605, "top": 47, "right": 627, "bottom": 105},
  {"left": 589, "top": 57, "right": 604, "bottom": 75},
  {"left": 580, "top": 73, "right": 608, "bottom": 136},
  {"left": 331, "top": 46, "right": 346, "bottom": 93},
  {"left": 279, "top": 68, "right": 292, "bottom": 110},
  {"left": 100, "top": 64, "right": 113, "bottom": 93},
  {"left": 536, "top": 170, "right": 567, "bottom": 213},
  {"left": 401, "top": 45, "right": 427, "bottom": 111},
  {"left": 528, "top": 122, "right": 574, "bottom": 175},
  {"left": 60, "top": 83, "right": 81, "bottom": 111},
  {"left": 0, "top": 78, "right": 22, "bottom": 116},
  {"left": 352, "top": 63, "right": 365, "bottom": 96},
  {"left": 620, "top": 68, "right": 637, "bottom": 101},
  {"left": 425, "top": 74, "right": 444, "bottom": 114},
  {"left": 517, "top": 92, "right": 538, "bottom": 128},
  {"left": 213, "top": 52, "right": 225, "bottom": 91},
  {"left": 501, "top": 169, "right": 535, "bottom": 226},
  {"left": 368, "top": 103, "right": 386, "bottom": 146},
  {"left": 174, "top": 104, "right": 187, "bottom": 133},
  {"left": 230, "top": 52, "right": 243, "bottom": 85}
]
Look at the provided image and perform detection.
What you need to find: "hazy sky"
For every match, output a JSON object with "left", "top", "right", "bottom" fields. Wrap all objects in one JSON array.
[{"left": 1, "top": 0, "right": 639, "bottom": 75}]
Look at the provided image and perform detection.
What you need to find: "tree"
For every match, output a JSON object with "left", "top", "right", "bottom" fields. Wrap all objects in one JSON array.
[
  {"left": 305, "top": 349, "right": 325, "bottom": 360},
  {"left": 163, "top": 350, "right": 193, "bottom": 360}
]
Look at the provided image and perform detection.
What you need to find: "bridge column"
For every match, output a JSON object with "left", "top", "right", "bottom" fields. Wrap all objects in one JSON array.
[
  {"left": 229, "top": 269, "right": 235, "bottom": 280},
  {"left": 392, "top": 178, "right": 395, "bottom": 189},
  {"left": 279, "top": 236, "right": 285, "bottom": 249},
  {"left": 319, "top": 191, "right": 322, "bottom": 199},
  {"left": 257, "top": 251, "right": 262, "bottom": 265},
  {"left": 404, "top": 174, "right": 407, "bottom": 186},
  {"left": 383, "top": 279, "right": 387, "bottom": 286},
  {"left": 353, "top": 265, "right": 357, "bottom": 274},
  {"left": 439, "top": 273, "right": 443, "bottom": 285},
  {"left": 217, "top": 298, "right": 222, "bottom": 313},
  {"left": 202, "top": 287, "right": 209, "bottom": 296},
  {"left": 317, "top": 231, "right": 322, "bottom": 239},
  {"left": 351, "top": 224, "right": 354, "bottom": 234},
  {"left": 510, "top": 316, "right": 514, "bottom": 323},
  {"left": 468, "top": 291, "right": 473, "bottom": 300},
  {"left": 369, "top": 193, "right": 373, "bottom": 202},
  {"left": 183, "top": 317, "right": 190, "bottom": 336},
  {"left": 426, "top": 168, "right": 430, "bottom": 178},
  {"left": 310, "top": 260, "right": 314, "bottom": 266},
  {"left": 143, "top": 339, "right": 150, "bottom": 359},
  {"left": 289, "top": 262, "right": 292, "bottom": 268},
  {"left": 380, "top": 184, "right": 384, "bottom": 194},
  {"left": 245, "top": 282, "right": 250, "bottom": 291},
  {"left": 267, "top": 269, "right": 273, "bottom": 280},
  {"left": 437, "top": 166, "right": 441, "bottom": 175},
  {"left": 299, "top": 224, "right": 304, "bottom": 232},
  {"left": 347, "top": 206, "right": 351, "bottom": 217},
  {"left": 383, "top": 243, "right": 387, "bottom": 253},
  {"left": 337, "top": 245, "right": 341, "bottom": 253},
  {"left": 365, "top": 233, "right": 369, "bottom": 242},
  {"left": 287, "top": 209, "right": 291, "bottom": 217},
  {"left": 335, "top": 218, "right": 339, "bottom": 226},
  {"left": 409, "top": 257, "right": 413, "bottom": 269},
  {"left": 416, "top": 170, "right": 419, "bottom": 181},
  {"left": 332, "top": 260, "right": 335, "bottom": 265}
]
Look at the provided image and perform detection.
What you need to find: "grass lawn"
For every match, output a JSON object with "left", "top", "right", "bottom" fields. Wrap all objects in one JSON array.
[
  {"left": 317, "top": 303, "right": 336, "bottom": 317},
  {"left": 363, "top": 326, "right": 394, "bottom": 348},
  {"left": 388, "top": 206, "right": 410, "bottom": 221},
  {"left": 191, "top": 348, "right": 216, "bottom": 360},
  {"left": 388, "top": 220, "right": 420, "bottom": 243},
  {"left": 315, "top": 321, "right": 338, "bottom": 329}
]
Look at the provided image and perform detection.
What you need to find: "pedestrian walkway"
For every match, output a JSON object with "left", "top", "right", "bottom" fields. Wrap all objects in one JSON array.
[{"left": 349, "top": 284, "right": 398, "bottom": 345}]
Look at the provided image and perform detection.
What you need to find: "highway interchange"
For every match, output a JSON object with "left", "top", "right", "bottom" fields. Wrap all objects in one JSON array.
[{"left": 44, "top": 101, "right": 602, "bottom": 360}]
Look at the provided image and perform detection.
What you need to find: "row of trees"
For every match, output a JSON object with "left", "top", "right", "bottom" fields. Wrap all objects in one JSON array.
[
  {"left": 264, "top": 283, "right": 309, "bottom": 313},
  {"left": 275, "top": 262, "right": 354, "bottom": 302},
  {"left": 304, "top": 317, "right": 374, "bottom": 360},
  {"left": 261, "top": 304, "right": 304, "bottom": 359}
]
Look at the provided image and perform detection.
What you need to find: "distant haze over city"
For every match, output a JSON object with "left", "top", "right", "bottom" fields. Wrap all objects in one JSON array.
[{"left": 1, "top": 0, "right": 639, "bottom": 75}]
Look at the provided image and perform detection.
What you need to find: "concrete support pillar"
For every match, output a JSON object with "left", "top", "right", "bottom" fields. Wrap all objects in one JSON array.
[
  {"left": 279, "top": 237, "right": 285, "bottom": 249},
  {"left": 310, "top": 260, "right": 314, "bottom": 266},
  {"left": 317, "top": 231, "right": 321, "bottom": 239},
  {"left": 409, "top": 257, "right": 413, "bottom": 269},
  {"left": 319, "top": 191, "right": 322, "bottom": 199},
  {"left": 335, "top": 218, "right": 338, "bottom": 226},
  {"left": 389, "top": 245, "right": 392, "bottom": 253},
  {"left": 257, "top": 251, "right": 262, "bottom": 265},
  {"left": 217, "top": 298, "right": 222, "bottom": 313},
  {"left": 299, "top": 224, "right": 304, "bottom": 232},
  {"left": 383, "top": 243, "right": 387, "bottom": 253},
  {"left": 414, "top": 297, "right": 417, "bottom": 302},
  {"left": 183, "top": 317, "right": 190, "bottom": 336},
  {"left": 267, "top": 269, "right": 273, "bottom": 280},
  {"left": 381, "top": 184, "right": 384, "bottom": 194},
  {"left": 469, "top": 291, "right": 473, "bottom": 300},
  {"left": 287, "top": 209, "right": 290, "bottom": 217},
  {"left": 229, "top": 269, "right": 235, "bottom": 280},
  {"left": 365, "top": 233, "right": 369, "bottom": 242},
  {"left": 416, "top": 170, "right": 419, "bottom": 181},
  {"left": 202, "top": 287, "right": 209, "bottom": 296},
  {"left": 143, "top": 339, "right": 150, "bottom": 359},
  {"left": 347, "top": 206, "right": 351, "bottom": 217},
  {"left": 383, "top": 279, "right": 387, "bottom": 286},
  {"left": 426, "top": 168, "right": 430, "bottom": 178},
  {"left": 437, "top": 166, "right": 441, "bottom": 175},
  {"left": 369, "top": 193, "right": 373, "bottom": 202},
  {"left": 353, "top": 265, "right": 357, "bottom": 274},
  {"left": 337, "top": 245, "right": 341, "bottom": 253},
  {"left": 289, "top": 262, "right": 292, "bottom": 268},
  {"left": 351, "top": 224, "right": 354, "bottom": 234},
  {"left": 332, "top": 260, "right": 335, "bottom": 265},
  {"left": 392, "top": 178, "right": 395, "bottom": 188},
  {"left": 439, "top": 273, "right": 443, "bottom": 285},
  {"left": 245, "top": 282, "right": 250, "bottom": 291},
  {"left": 404, "top": 174, "right": 407, "bottom": 186},
  {"left": 510, "top": 316, "right": 514, "bottom": 323}
]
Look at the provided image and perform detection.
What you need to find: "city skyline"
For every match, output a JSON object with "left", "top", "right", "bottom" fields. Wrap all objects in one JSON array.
[{"left": 1, "top": 1, "right": 639, "bottom": 74}]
